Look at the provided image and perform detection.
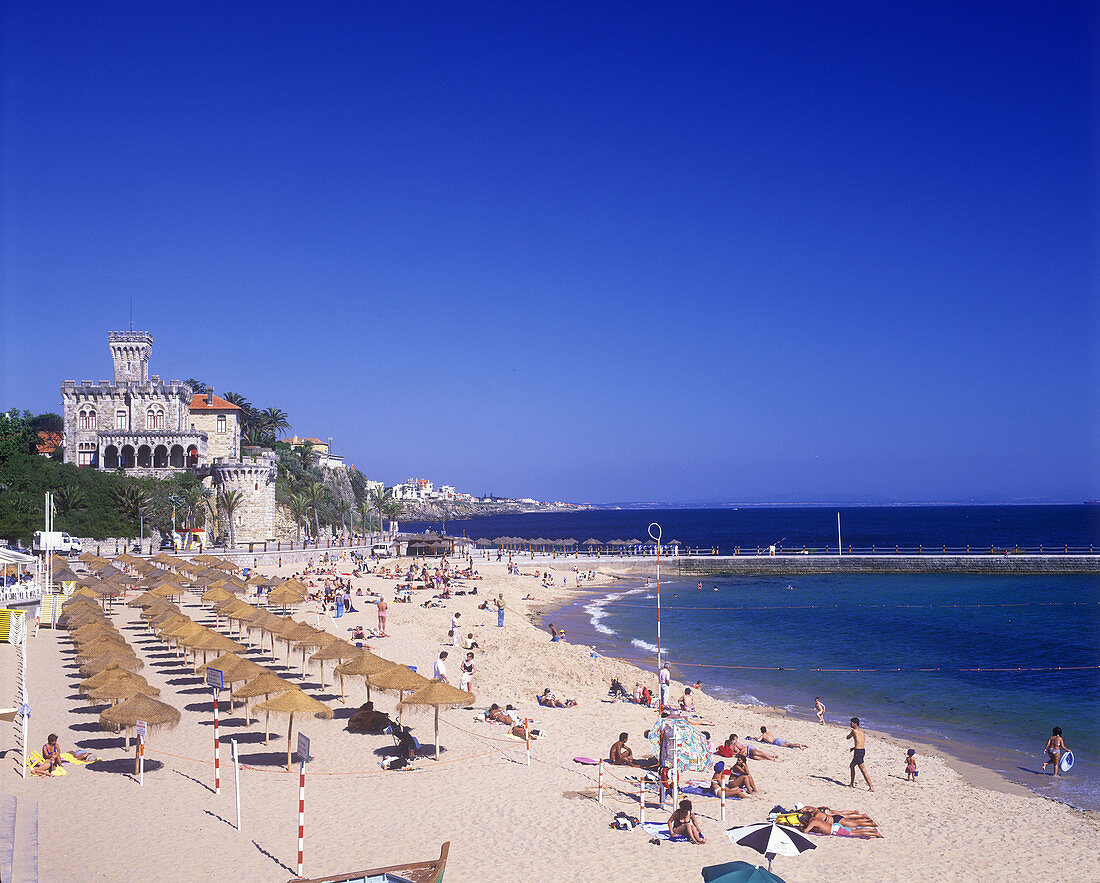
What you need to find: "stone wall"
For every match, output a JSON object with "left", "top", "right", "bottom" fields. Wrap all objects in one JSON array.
[{"left": 212, "top": 454, "right": 277, "bottom": 546}]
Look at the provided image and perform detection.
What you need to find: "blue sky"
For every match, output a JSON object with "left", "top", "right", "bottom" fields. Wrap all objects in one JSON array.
[{"left": 2, "top": 2, "right": 1097, "bottom": 503}]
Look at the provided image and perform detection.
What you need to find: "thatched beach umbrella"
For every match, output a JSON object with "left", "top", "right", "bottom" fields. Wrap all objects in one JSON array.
[
  {"left": 69, "top": 585, "right": 101, "bottom": 601},
  {"left": 79, "top": 647, "right": 143, "bottom": 676},
  {"left": 398, "top": 679, "right": 475, "bottom": 760},
  {"left": 78, "top": 664, "right": 144, "bottom": 694},
  {"left": 100, "top": 694, "right": 180, "bottom": 770},
  {"left": 196, "top": 653, "right": 266, "bottom": 709},
  {"left": 232, "top": 672, "right": 297, "bottom": 731},
  {"left": 309, "top": 640, "right": 360, "bottom": 689},
  {"left": 180, "top": 629, "right": 246, "bottom": 665},
  {"left": 267, "top": 583, "right": 307, "bottom": 613},
  {"left": 73, "top": 635, "right": 131, "bottom": 661},
  {"left": 369, "top": 665, "right": 430, "bottom": 724},
  {"left": 252, "top": 689, "right": 333, "bottom": 771},
  {"left": 71, "top": 622, "right": 124, "bottom": 644},
  {"left": 87, "top": 677, "right": 160, "bottom": 704},
  {"left": 128, "top": 590, "right": 164, "bottom": 609},
  {"left": 201, "top": 585, "right": 235, "bottom": 605},
  {"left": 333, "top": 650, "right": 393, "bottom": 703},
  {"left": 291, "top": 628, "right": 337, "bottom": 673}
]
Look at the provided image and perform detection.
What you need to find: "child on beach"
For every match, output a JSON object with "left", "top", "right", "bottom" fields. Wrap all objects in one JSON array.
[
  {"left": 905, "top": 748, "right": 918, "bottom": 782},
  {"left": 815, "top": 697, "right": 826, "bottom": 725}
]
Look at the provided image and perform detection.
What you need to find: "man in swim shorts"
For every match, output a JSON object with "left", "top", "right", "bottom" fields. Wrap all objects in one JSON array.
[{"left": 847, "top": 717, "right": 873, "bottom": 791}]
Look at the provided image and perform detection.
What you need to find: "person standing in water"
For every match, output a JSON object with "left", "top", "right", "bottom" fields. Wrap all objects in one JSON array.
[
  {"left": 1043, "top": 727, "right": 1070, "bottom": 777},
  {"left": 815, "top": 697, "right": 826, "bottom": 725},
  {"left": 847, "top": 717, "right": 873, "bottom": 791}
]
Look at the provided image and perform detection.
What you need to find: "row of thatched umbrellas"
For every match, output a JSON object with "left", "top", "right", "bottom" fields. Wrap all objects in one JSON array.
[{"left": 122, "top": 556, "right": 473, "bottom": 766}]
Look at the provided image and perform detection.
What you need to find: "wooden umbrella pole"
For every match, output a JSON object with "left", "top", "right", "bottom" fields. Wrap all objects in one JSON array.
[
  {"left": 286, "top": 714, "right": 294, "bottom": 772},
  {"left": 265, "top": 710, "right": 270, "bottom": 745},
  {"left": 434, "top": 707, "right": 440, "bottom": 761}
]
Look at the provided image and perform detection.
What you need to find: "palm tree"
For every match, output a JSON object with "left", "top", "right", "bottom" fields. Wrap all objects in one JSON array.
[
  {"left": 288, "top": 491, "right": 310, "bottom": 545},
  {"left": 333, "top": 498, "right": 351, "bottom": 542},
  {"left": 222, "top": 391, "right": 252, "bottom": 412},
  {"left": 356, "top": 499, "right": 374, "bottom": 543},
  {"left": 370, "top": 487, "right": 401, "bottom": 543},
  {"left": 180, "top": 483, "right": 213, "bottom": 549},
  {"left": 111, "top": 484, "right": 151, "bottom": 541},
  {"left": 258, "top": 407, "right": 291, "bottom": 440},
  {"left": 296, "top": 440, "right": 318, "bottom": 472},
  {"left": 53, "top": 485, "right": 87, "bottom": 521},
  {"left": 218, "top": 489, "right": 245, "bottom": 549},
  {"left": 304, "top": 482, "right": 325, "bottom": 540}
]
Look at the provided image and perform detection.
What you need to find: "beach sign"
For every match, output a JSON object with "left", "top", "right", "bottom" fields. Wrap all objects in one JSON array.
[
  {"left": 206, "top": 667, "right": 224, "bottom": 691},
  {"left": 135, "top": 719, "right": 147, "bottom": 739},
  {"left": 296, "top": 732, "right": 311, "bottom": 764}
]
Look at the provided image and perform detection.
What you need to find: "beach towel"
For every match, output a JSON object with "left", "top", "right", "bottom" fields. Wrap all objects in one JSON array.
[
  {"left": 62, "top": 751, "right": 95, "bottom": 765},
  {"left": 640, "top": 822, "right": 687, "bottom": 843},
  {"left": 26, "top": 752, "right": 67, "bottom": 776}
]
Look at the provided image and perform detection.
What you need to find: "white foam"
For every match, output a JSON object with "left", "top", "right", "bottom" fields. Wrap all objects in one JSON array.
[{"left": 631, "top": 638, "right": 659, "bottom": 653}]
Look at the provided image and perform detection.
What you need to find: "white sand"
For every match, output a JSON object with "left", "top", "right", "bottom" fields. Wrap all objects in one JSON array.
[{"left": 3, "top": 554, "right": 1098, "bottom": 881}]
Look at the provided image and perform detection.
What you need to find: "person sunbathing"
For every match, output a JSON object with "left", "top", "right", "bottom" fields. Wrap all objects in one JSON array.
[
  {"left": 538, "top": 689, "right": 576, "bottom": 708},
  {"left": 487, "top": 704, "right": 516, "bottom": 725},
  {"left": 668, "top": 799, "right": 706, "bottom": 844},
  {"left": 727, "top": 757, "right": 759, "bottom": 794},
  {"left": 731, "top": 734, "right": 779, "bottom": 761},
  {"left": 759, "top": 725, "right": 808, "bottom": 749},
  {"left": 610, "top": 732, "right": 638, "bottom": 766},
  {"left": 347, "top": 702, "right": 393, "bottom": 735},
  {"left": 798, "top": 806, "right": 882, "bottom": 838},
  {"left": 678, "top": 688, "right": 696, "bottom": 714},
  {"left": 43, "top": 733, "right": 93, "bottom": 769},
  {"left": 710, "top": 762, "right": 751, "bottom": 798}
]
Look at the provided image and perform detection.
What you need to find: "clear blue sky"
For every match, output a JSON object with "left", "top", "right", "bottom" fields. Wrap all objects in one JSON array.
[{"left": 2, "top": 2, "right": 1097, "bottom": 503}]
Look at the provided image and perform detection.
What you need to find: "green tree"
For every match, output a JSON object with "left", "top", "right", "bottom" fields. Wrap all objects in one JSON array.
[
  {"left": 258, "top": 407, "right": 291, "bottom": 439},
  {"left": 218, "top": 488, "right": 245, "bottom": 549},
  {"left": 185, "top": 379, "right": 209, "bottom": 395},
  {"left": 371, "top": 487, "right": 401, "bottom": 542},
  {"left": 295, "top": 440, "right": 318, "bottom": 472},
  {"left": 288, "top": 491, "right": 310, "bottom": 545},
  {"left": 111, "top": 483, "right": 151, "bottom": 541},
  {"left": 53, "top": 485, "right": 87, "bottom": 525},
  {"left": 355, "top": 499, "right": 374, "bottom": 541},
  {"left": 304, "top": 481, "right": 324, "bottom": 539},
  {"left": 333, "top": 497, "right": 351, "bottom": 541}
]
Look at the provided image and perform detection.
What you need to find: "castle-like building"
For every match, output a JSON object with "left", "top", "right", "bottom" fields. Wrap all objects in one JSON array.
[{"left": 61, "top": 332, "right": 277, "bottom": 545}]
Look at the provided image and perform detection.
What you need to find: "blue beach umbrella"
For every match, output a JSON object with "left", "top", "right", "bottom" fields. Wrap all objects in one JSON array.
[{"left": 701, "top": 861, "right": 786, "bottom": 883}]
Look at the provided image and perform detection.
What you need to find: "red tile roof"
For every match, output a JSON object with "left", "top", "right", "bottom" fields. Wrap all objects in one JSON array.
[
  {"left": 37, "top": 430, "right": 64, "bottom": 455},
  {"left": 190, "top": 393, "right": 242, "bottom": 411}
]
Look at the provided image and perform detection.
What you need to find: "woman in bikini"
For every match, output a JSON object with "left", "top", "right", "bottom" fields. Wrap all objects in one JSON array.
[
  {"left": 799, "top": 807, "right": 882, "bottom": 838},
  {"left": 1043, "top": 727, "right": 1070, "bottom": 776},
  {"left": 668, "top": 799, "right": 706, "bottom": 844},
  {"left": 710, "top": 762, "right": 751, "bottom": 799}
]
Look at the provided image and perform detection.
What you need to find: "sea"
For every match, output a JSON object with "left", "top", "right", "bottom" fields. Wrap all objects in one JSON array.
[{"left": 405, "top": 506, "right": 1100, "bottom": 811}]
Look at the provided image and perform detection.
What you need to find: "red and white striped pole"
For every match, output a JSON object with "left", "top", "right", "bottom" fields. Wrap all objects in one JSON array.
[
  {"left": 297, "top": 761, "right": 306, "bottom": 877},
  {"left": 597, "top": 759, "right": 604, "bottom": 805},
  {"left": 524, "top": 717, "right": 531, "bottom": 766},
  {"left": 213, "top": 689, "right": 221, "bottom": 794}
]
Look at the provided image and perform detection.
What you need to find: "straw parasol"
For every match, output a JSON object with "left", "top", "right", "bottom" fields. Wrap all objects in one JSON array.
[
  {"left": 266, "top": 584, "right": 307, "bottom": 612},
  {"left": 289, "top": 627, "right": 336, "bottom": 672},
  {"left": 232, "top": 672, "right": 297, "bottom": 731},
  {"left": 398, "top": 679, "right": 475, "bottom": 760},
  {"left": 251, "top": 690, "right": 332, "bottom": 774},
  {"left": 201, "top": 585, "right": 235, "bottom": 605},
  {"left": 252, "top": 689, "right": 333, "bottom": 771},
  {"left": 179, "top": 628, "right": 246, "bottom": 665},
  {"left": 99, "top": 694, "right": 180, "bottom": 769},
  {"left": 79, "top": 648, "right": 144, "bottom": 676},
  {"left": 87, "top": 677, "right": 160, "bottom": 704},
  {"left": 128, "top": 590, "right": 165, "bottom": 608},
  {"left": 309, "top": 640, "right": 361, "bottom": 689},
  {"left": 69, "top": 585, "right": 102, "bottom": 601},
  {"left": 333, "top": 650, "right": 394, "bottom": 703},
  {"left": 73, "top": 636, "right": 131, "bottom": 660},
  {"left": 78, "top": 664, "right": 144, "bottom": 694},
  {"left": 368, "top": 665, "right": 431, "bottom": 723}
]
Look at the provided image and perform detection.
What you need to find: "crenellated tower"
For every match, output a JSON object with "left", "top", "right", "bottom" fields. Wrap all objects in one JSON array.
[{"left": 108, "top": 331, "right": 153, "bottom": 383}]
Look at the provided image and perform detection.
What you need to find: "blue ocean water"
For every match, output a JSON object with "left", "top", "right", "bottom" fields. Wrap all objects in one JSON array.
[{"left": 409, "top": 506, "right": 1100, "bottom": 809}]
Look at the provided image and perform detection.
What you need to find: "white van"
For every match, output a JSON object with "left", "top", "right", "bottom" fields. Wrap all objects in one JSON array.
[
  {"left": 33, "top": 531, "right": 83, "bottom": 555},
  {"left": 371, "top": 543, "right": 392, "bottom": 558}
]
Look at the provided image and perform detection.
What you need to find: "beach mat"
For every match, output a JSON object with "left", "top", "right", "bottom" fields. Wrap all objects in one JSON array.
[{"left": 640, "top": 822, "right": 688, "bottom": 843}]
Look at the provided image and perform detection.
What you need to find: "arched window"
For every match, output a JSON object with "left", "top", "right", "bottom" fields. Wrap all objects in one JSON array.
[
  {"left": 146, "top": 407, "right": 164, "bottom": 430},
  {"left": 77, "top": 442, "right": 96, "bottom": 467},
  {"left": 78, "top": 408, "right": 97, "bottom": 430},
  {"left": 115, "top": 409, "right": 127, "bottom": 430}
]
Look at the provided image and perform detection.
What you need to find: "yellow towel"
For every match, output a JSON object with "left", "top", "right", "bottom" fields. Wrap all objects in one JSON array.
[{"left": 61, "top": 751, "right": 94, "bottom": 765}]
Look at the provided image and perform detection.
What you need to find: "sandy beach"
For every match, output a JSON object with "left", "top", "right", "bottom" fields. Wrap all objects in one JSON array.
[{"left": 4, "top": 553, "right": 1098, "bottom": 882}]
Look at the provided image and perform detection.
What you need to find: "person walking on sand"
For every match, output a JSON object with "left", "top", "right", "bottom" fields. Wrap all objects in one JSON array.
[
  {"left": 376, "top": 598, "right": 388, "bottom": 636},
  {"left": 434, "top": 651, "right": 449, "bottom": 683},
  {"left": 905, "top": 748, "right": 918, "bottom": 782},
  {"left": 847, "top": 717, "right": 874, "bottom": 791},
  {"left": 659, "top": 662, "right": 671, "bottom": 710},
  {"left": 1043, "top": 727, "right": 1070, "bottom": 777},
  {"left": 494, "top": 593, "right": 506, "bottom": 627},
  {"left": 815, "top": 696, "right": 826, "bottom": 725}
]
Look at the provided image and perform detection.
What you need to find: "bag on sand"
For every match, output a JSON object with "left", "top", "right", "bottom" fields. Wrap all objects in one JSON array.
[{"left": 611, "top": 812, "right": 639, "bottom": 831}]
